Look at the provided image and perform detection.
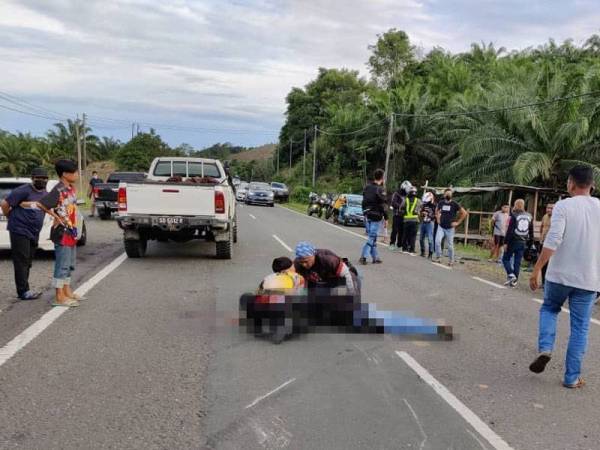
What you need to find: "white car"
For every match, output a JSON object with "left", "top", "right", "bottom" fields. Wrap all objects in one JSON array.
[
  {"left": 236, "top": 182, "right": 249, "bottom": 201},
  {"left": 0, "top": 178, "right": 87, "bottom": 251}
]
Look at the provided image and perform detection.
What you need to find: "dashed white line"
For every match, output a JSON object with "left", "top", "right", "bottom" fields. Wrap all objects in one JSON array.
[
  {"left": 472, "top": 277, "right": 506, "bottom": 289},
  {"left": 396, "top": 351, "right": 513, "bottom": 450},
  {"left": 245, "top": 378, "right": 296, "bottom": 409},
  {"left": 0, "top": 253, "right": 128, "bottom": 369},
  {"left": 530, "top": 297, "right": 600, "bottom": 327},
  {"left": 272, "top": 234, "right": 293, "bottom": 253},
  {"left": 249, "top": 214, "right": 256, "bottom": 220}
]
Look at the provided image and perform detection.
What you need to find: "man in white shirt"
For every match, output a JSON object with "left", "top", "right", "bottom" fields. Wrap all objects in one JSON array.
[{"left": 529, "top": 166, "right": 600, "bottom": 388}]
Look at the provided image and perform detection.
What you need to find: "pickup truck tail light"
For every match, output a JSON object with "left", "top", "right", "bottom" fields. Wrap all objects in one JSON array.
[
  {"left": 118, "top": 186, "right": 127, "bottom": 212},
  {"left": 214, "top": 191, "right": 225, "bottom": 214}
]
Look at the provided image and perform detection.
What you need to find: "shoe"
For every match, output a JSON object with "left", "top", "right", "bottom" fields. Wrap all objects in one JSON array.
[
  {"left": 563, "top": 377, "right": 585, "bottom": 389},
  {"left": 504, "top": 274, "right": 517, "bottom": 286},
  {"left": 529, "top": 352, "right": 551, "bottom": 373},
  {"left": 373, "top": 259, "right": 383, "bottom": 264},
  {"left": 420, "top": 252, "right": 425, "bottom": 258},
  {"left": 432, "top": 257, "right": 441, "bottom": 263},
  {"left": 19, "top": 290, "right": 42, "bottom": 301},
  {"left": 427, "top": 253, "right": 433, "bottom": 260},
  {"left": 389, "top": 244, "right": 396, "bottom": 251},
  {"left": 510, "top": 277, "right": 518, "bottom": 288},
  {"left": 358, "top": 257, "right": 367, "bottom": 265},
  {"left": 447, "top": 261, "right": 454, "bottom": 267}
]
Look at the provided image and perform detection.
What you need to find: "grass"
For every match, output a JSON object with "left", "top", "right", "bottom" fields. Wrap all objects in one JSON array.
[
  {"left": 280, "top": 201, "right": 308, "bottom": 214},
  {"left": 455, "top": 242, "right": 491, "bottom": 260}
]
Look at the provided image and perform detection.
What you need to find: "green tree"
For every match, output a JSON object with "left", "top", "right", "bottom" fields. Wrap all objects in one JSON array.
[
  {"left": 115, "top": 129, "right": 172, "bottom": 171},
  {"left": 368, "top": 29, "right": 416, "bottom": 88},
  {"left": 0, "top": 135, "right": 31, "bottom": 176}
]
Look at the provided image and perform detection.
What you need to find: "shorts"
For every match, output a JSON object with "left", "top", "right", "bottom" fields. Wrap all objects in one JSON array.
[{"left": 493, "top": 235, "right": 505, "bottom": 246}]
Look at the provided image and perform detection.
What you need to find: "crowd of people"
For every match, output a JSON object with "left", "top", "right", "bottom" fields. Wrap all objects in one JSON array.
[{"left": 2, "top": 159, "right": 86, "bottom": 307}]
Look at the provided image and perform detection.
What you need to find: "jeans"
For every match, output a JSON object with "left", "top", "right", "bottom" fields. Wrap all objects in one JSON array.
[
  {"left": 10, "top": 233, "right": 37, "bottom": 297},
  {"left": 402, "top": 220, "right": 418, "bottom": 253},
  {"left": 538, "top": 280, "right": 597, "bottom": 385},
  {"left": 361, "top": 219, "right": 381, "bottom": 261},
  {"left": 502, "top": 241, "right": 525, "bottom": 279},
  {"left": 53, "top": 244, "right": 76, "bottom": 288},
  {"left": 435, "top": 227, "right": 455, "bottom": 261},
  {"left": 390, "top": 215, "right": 403, "bottom": 248},
  {"left": 419, "top": 222, "right": 434, "bottom": 255}
]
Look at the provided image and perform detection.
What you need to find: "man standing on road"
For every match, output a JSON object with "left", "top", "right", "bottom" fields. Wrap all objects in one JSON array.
[
  {"left": 418, "top": 192, "right": 436, "bottom": 258},
  {"left": 400, "top": 186, "right": 420, "bottom": 254},
  {"left": 360, "top": 169, "right": 386, "bottom": 265},
  {"left": 433, "top": 188, "right": 467, "bottom": 266},
  {"left": 529, "top": 166, "right": 600, "bottom": 389},
  {"left": 489, "top": 204, "right": 509, "bottom": 262},
  {"left": 0, "top": 167, "right": 48, "bottom": 300},
  {"left": 38, "top": 159, "right": 82, "bottom": 308},
  {"left": 389, "top": 184, "right": 405, "bottom": 251},
  {"left": 87, "top": 171, "right": 103, "bottom": 218},
  {"left": 502, "top": 199, "right": 533, "bottom": 287}
]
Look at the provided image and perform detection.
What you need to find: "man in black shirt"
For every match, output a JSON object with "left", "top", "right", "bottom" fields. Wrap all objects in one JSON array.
[
  {"left": 359, "top": 169, "right": 387, "bottom": 265},
  {"left": 87, "top": 171, "right": 103, "bottom": 217},
  {"left": 434, "top": 188, "right": 467, "bottom": 266}
]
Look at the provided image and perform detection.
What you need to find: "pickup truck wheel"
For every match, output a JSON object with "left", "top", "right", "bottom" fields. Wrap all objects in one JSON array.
[
  {"left": 216, "top": 235, "right": 233, "bottom": 260},
  {"left": 124, "top": 238, "right": 147, "bottom": 258}
]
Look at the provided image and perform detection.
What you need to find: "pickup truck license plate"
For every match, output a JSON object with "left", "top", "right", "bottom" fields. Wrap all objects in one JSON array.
[{"left": 154, "top": 217, "right": 184, "bottom": 225}]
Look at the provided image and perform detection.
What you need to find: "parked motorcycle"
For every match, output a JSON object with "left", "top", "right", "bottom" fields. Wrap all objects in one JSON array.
[{"left": 307, "top": 192, "right": 322, "bottom": 217}]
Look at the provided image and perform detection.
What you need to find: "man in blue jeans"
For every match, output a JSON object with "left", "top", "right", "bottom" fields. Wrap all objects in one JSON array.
[
  {"left": 418, "top": 192, "right": 436, "bottom": 258},
  {"left": 359, "top": 169, "right": 386, "bottom": 265},
  {"left": 433, "top": 188, "right": 467, "bottom": 266},
  {"left": 529, "top": 166, "right": 600, "bottom": 389},
  {"left": 502, "top": 199, "right": 533, "bottom": 287}
]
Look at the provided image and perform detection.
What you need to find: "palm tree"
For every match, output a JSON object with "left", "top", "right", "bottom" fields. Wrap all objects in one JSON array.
[
  {"left": 46, "top": 120, "right": 100, "bottom": 163},
  {"left": 0, "top": 135, "right": 32, "bottom": 176}
]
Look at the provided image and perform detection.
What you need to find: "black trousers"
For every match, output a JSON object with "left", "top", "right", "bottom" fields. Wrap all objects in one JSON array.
[
  {"left": 390, "top": 215, "right": 404, "bottom": 248},
  {"left": 10, "top": 233, "right": 37, "bottom": 297},
  {"left": 402, "top": 221, "right": 418, "bottom": 253}
]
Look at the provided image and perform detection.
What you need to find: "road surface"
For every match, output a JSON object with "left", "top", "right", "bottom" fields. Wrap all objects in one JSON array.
[{"left": 1, "top": 205, "right": 599, "bottom": 449}]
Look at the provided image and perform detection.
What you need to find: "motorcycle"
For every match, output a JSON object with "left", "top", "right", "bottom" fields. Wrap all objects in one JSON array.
[
  {"left": 307, "top": 192, "right": 322, "bottom": 217},
  {"left": 324, "top": 193, "right": 337, "bottom": 221}
]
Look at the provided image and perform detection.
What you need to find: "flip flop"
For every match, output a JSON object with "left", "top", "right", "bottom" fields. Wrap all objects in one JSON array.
[
  {"left": 563, "top": 378, "right": 585, "bottom": 389},
  {"left": 51, "top": 299, "right": 80, "bottom": 308},
  {"left": 68, "top": 294, "right": 86, "bottom": 301}
]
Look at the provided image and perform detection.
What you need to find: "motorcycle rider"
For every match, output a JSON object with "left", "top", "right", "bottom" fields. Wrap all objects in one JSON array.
[
  {"left": 400, "top": 186, "right": 421, "bottom": 254},
  {"left": 294, "top": 241, "right": 359, "bottom": 293},
  {"left": 389, "top": 183, "right": 406, "bottom": 251},
  {"left": 418, "top": 192, "right": 436, "bottom": 258}
]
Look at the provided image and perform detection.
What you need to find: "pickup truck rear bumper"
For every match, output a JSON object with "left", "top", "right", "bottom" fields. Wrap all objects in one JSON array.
[{"left": 117, "top": 214, "right": 230, "bottom": 231}]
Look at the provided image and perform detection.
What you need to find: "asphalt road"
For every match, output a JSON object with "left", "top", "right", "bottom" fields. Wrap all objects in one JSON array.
[{"left": 1, "top": 205, "right": 600, "bottom": 449}]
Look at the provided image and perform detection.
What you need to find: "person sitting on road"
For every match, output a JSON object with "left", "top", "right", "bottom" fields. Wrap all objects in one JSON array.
[
  {"left": 293, "top": 241, "right": 359, "bottom": 293},
  {"left": 259, "top": 256, "right": 305, "bottom": 291}
]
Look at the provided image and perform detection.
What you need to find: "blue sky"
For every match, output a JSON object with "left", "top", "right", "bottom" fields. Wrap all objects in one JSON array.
[{"left": 0, "top": 0, "right": 598, "bottom": 149}]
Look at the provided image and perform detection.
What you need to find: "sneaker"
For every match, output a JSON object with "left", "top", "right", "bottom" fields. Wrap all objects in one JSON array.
[
  {"left": 529, "top": 352, "right": 552, "bottom": 374},
  {"left": 19, "top": 290, "right": 42, "bottom": 301},
  {"left": 420, "top": 252, "right": 425, "bottom": 258},
  {"left": 510, "top": 277, "right": 518, "bottom": 288},
  {"left": 432, "top": 257, "right": 441, "bottom": 263},
  {"left": 358, "top": 257, "right": 367, "bottom": 265},
  {"left": 389, "top": 244, "right": 397, "bottom": 251},
  {"left": 504, "top": 274, "right": 517, "bottom": 286},
  {"left": 447, "top": 261, "right": 454, "bottom": 267},
  {"left": 373, "top": 258, "right": 383, "bottom": 264}
]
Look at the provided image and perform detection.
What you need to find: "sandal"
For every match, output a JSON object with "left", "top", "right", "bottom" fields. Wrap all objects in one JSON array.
[
  {"left": 563, "top": 378, "right": 586, "bottom": 389},
  {"left": 69, "top": 294, "right": 86, "bottom": 301},
  {"left": 51, "top": 299, "right": 80, "bottom": 308}
]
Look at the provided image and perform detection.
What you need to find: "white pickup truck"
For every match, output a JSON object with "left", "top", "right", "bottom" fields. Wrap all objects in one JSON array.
[{"left": 116, "top": 157, "right": 237, "bottom": 259}]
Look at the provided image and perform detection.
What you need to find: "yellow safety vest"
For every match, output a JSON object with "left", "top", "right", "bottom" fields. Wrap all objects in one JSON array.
[{"left": 405, "top": 197, "right": 418, "bottom": 220}]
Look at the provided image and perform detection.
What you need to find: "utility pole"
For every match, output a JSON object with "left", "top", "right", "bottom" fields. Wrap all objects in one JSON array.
[
  {"left": 276, "top": 145, "right": 279, "bottom": 175},
  {"left": 384, "top": 113, "right": 394, "bottom": 188},
  {"left": 136, "top": 123, "right": 140, "bottom": 135},
  {"left": 312, "top": 125, "right": 317, "bottom": 188},
  {"left": 289, "top": 137, "right": 292, "bottom": 170},
  {"left": 302, "top": 129, "right": 307, "bottom": 186},
  {"left": 82, "top": 113, "right": 87, "bottom": 178},
  {"left": 131, "top": 123, "right": 135, "bottom": 140},
  {"left": 75, "top": 115, "right": 83, "bottom": 195}
]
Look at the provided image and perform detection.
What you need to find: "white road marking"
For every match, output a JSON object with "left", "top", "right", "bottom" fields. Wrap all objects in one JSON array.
[
  {"left": 245, "top": 378, "right": 296, "bottom": 409},
  {"left": 396, "top": 351, "right": 513, "bottom": 450},
  {"left": 249, "top": 214, "right": 256, "bottom": 220},
  {"left": 473, "top": 277, "right": 506, "bottom": 289},
  {"left": 0, "top": 253, "right": 128, "bottom": 369},
  {"left": 530, "top": 297, "right": 600, "bottom": 327},
  {"left": 272, "top": 234, "right": 293, "bottom": 253},
  {"left": 432, "top": 262, "right": 452, "bottom": 270}
]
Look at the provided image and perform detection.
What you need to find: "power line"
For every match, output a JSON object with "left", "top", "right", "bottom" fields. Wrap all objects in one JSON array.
[
  {"left": 316, "top": 117, "right": 388, "bottom": 136},
  {"left": 0, "top": 102, "right": 66, "bottom": 122},
  {"left": 0, "top": 91, "right": 70, "bottom": 120}
]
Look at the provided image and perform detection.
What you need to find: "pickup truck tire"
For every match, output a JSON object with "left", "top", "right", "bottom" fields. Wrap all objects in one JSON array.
[
  {"left": 216, "top": 233, "right": 233, "bottom": 260},
  {"left": 124, "top": 238, "right": 147, "bottom": 258}
]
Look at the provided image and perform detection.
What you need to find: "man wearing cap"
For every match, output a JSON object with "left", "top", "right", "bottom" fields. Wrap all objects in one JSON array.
[
  {"left": 294, "top": 241, "right": 359, "bottom": 292},
  {"left": 0, "top": 167, "right": 49, "bottom": 300}
]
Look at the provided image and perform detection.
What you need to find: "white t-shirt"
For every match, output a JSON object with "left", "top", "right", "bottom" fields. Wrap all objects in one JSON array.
[{"left": 544, "top": 196, "right": 600, "bottom": 292}]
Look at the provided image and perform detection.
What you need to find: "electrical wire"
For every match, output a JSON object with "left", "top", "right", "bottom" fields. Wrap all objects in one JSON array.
[
  {"left": 0, "top": 102, "right": 66, "bottom": 122},
  {"left": 317, "top": 116, "right": 388, "bottom": 136}
]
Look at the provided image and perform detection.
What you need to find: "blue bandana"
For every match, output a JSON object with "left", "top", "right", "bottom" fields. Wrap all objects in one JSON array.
[{"left": 295, "top": 241, "right": 316, "bottom": 258}]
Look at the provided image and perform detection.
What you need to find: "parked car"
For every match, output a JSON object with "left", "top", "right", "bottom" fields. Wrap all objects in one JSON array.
[
  {"left": 236, "top": 182, "right": 249, "bottom": 201},
  {"left": 0, "top": 178, "right": 87, "bottom": 251},
  {"left": 116, "top": 157, "right": 237, "bottom": 259},
  {"left": 93, "top": 172, "right": 146, "bottom": 220},
  {"left": 339, "top": 194, "right": 364, "bottom": 226},
  {"left": 270, "top": 182, "right": 289, "bottom": 202},
  {"left": 245, "top": 182, "right": 274, "bottom": 207}
]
